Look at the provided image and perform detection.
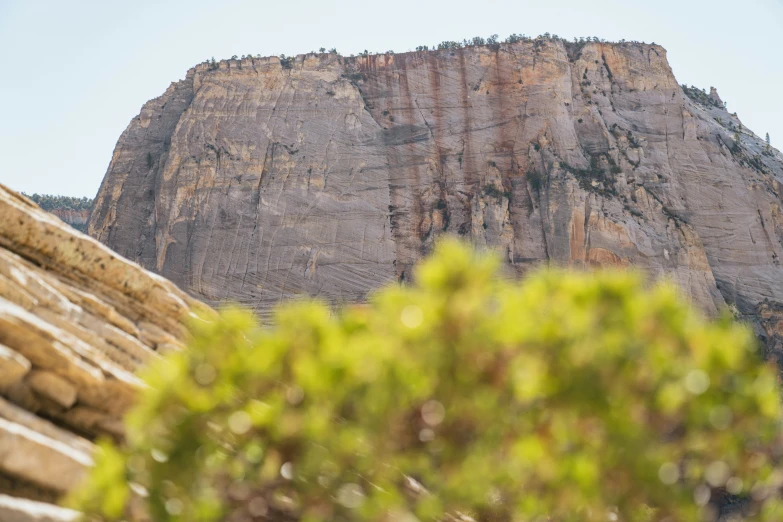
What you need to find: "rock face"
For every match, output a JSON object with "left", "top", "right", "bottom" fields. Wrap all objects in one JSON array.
[
  {"left": 23, "top": 195, "right": 93, "bottom": 233},
  {"left": 0, "top": 184, "right": 208, "bottom": 517},
  {"left": 88, "top": 40, "right": 783, "bottom": 350},
  {"left": 47, "top": 209, "right": 90, "bottom": 232}
]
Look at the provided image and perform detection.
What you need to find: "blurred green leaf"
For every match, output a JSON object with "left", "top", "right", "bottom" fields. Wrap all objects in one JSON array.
[{"left": 68, "top": 239, "right": 783, "bottom": 521}]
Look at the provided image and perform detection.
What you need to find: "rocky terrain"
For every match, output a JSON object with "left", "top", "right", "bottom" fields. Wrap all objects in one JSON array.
[
  {"left": 88, "top": 39, "right": 783, "bottom": 353},
  {"left": 0, "top": 184, "right": 209, "bottom": 520},
  {"left": 23, "top": 195, "right": 93, "bottom": 233},
  {"left": 46, "top": 208, "right": 91, "bottom": 233}
]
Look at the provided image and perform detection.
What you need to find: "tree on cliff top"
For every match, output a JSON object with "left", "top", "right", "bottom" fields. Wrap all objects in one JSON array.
[
  {"left": 23, "top": 193, "right": 92, "bottom": 211},
  {"left": 70, "top": 240, "right": 783, "bottom": 522}
]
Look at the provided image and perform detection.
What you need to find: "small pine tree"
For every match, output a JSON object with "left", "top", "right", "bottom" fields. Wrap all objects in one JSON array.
[
  {"left": 767, "top": 133, "right": 771, "bottom": 146},
  {"left": 733, "top": 132, "right": 742, "bottom": 153},
  {"left": 319, "top": 47, "right": 326, "bottom": 53}
]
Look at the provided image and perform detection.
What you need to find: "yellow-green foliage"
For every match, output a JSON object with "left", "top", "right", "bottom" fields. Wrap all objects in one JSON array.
[{"left": 70, "top": 240, "right": 783, "bottom": 521}]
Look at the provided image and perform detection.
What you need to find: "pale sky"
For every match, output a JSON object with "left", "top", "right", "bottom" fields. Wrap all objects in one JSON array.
[{"left": 1, "top": 0, "right": 781, "bottom": 197}]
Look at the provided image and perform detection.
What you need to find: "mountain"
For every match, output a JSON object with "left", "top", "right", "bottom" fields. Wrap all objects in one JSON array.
[
  {"left": 0, "top": 184, "right": 209, "bottom": 519},
  {"left": 87, "top": 38, "right": 783, "bottom": 354},
  {"left": 22, "top": 194, "right": 93, "bottom": 233}
]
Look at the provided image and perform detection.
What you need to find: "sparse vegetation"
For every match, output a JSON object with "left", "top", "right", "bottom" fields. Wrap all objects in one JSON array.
[
  {"left": 437, "top": 40, "right": 462, "bottom": 50},
  {"left": 526, "top": 169, "right": 543, "bottom": 192},
  {"left": 482, "top": 183, "right": 511, "bottom": 200},
  {"left": 22, "top": 193, "right": 93, "bottom": 232},
  {"left": 200, "top": 34, "right": 660, "bottom": 69},
  {"left": 561, "top": 155, "right": 619, "bottom": 196},
  {"left": 682, "top": 84, "right": 725, "bottom": 109},
  {"left": 23, "top": 193, "right": 93, "bottom": 212},
  {"left": 749, "top": 154, "right": 767, "bottom": 173},
  {"left": 278, "top": 55, "right": 293, "bottom": 69},
  {"left": 342, "top": 72, "right": 364, "bottom": 86}
]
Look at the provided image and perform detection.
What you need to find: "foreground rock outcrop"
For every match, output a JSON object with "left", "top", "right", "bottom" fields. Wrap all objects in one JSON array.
[
  {"left": 88, "top": 39, "right": 783, "bottom": 352},
  {"left": 0, "top": 184, "right": 209, "bottom": 518}
]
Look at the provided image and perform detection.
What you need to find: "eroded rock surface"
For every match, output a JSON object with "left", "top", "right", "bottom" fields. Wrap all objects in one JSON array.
[
  {"left": 47, "top": 209, "right": 90, "bottom": 233},
  {"left": 88, "top": 40, "right": 783, "bottom": 344},
  {"left": 0, "top": 184, "right": 210, "bottom": 513}
]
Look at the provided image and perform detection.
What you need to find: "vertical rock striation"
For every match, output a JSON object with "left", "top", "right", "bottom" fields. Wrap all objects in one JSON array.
[{"left": 89, "top": 40, "right": 783, "bottom": 352}]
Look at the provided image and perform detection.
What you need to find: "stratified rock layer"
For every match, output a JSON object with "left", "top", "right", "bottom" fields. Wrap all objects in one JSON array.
[
  {"left": 0, "top": 184, "right": 209, "bottom": 513},
  {"left": 88, "top": 40, "right": 783, "bottom": 350},
  {"left": 47, "top": 209, "right": 90, "bottom": 233}
]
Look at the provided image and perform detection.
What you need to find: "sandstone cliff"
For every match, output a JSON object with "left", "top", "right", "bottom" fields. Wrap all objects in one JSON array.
[
  {"left": 88, "top": 40, "right": 783, "bottom": 352},
  {"left": 0, "top": 184, "right": 209, "bottom": 519},
  {"left": 47, "top": 208, "right": 91, "bottom": 232},
  {"left": 23, "top": 195, "right": 92, "bottom": 233}
]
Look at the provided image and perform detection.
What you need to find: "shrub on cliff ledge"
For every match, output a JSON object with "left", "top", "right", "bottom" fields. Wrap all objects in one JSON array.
[{"left": 71, "top": 240, "right": 783, "bottom": 522}]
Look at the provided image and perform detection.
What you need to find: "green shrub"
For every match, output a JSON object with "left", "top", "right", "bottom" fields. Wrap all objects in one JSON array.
[
  {"left": 342, "top": 72, "right": 364, "bottom": 86},
  {"left": 526, "top": 170, "right": 543, "bottom": 192},
  {"left": 70, "top": 240, "right": 783, "bottom": 522},
  {"left": 482, "top": 184, "right": 510, "bottom": 200},
  {"left": 278, "top": 55, "right": 293, "bottom": 69}
]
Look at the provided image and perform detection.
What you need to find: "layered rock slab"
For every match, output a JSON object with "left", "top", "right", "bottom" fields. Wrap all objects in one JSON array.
[
  {"left": 88, "top": 41, "right": 783, "bottom": 345},
  {"left": 0, "top": 184, "right": 209, "bottom": 513}
]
